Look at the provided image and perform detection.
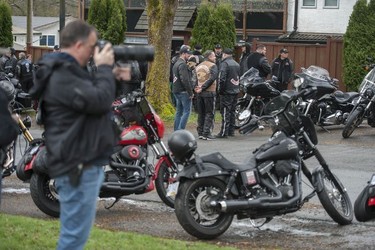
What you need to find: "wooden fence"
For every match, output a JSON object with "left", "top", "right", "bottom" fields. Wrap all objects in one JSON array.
[
  {"left": 250, "top": 37, "right": 345, "bottom": 91},
  {"left": 24, "top": 37, "right": 345, "bottom": 91}
]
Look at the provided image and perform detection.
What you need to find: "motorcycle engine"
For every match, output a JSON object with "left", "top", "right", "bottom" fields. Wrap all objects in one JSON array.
[{"left": 246, "top": 160, "right": 299, "bottom": 201}]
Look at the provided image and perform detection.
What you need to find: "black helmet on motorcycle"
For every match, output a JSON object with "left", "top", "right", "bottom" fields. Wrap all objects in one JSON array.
[
  {"left": 0, "top": 80, "right": 16, "bottom": 102},
  {"left": 168, "top": 130, "right": 197, "bottom": 162}
]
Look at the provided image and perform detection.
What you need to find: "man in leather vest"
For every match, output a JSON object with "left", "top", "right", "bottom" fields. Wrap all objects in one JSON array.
[
  {"left": 217, "top": 48, "right": 240, "bottom": 138},
  {"left": 247, "top": 44, "right": 271, "bottom": 79},
  {"left": 194, "top": 50, "right": 218, "bottom": 140}
]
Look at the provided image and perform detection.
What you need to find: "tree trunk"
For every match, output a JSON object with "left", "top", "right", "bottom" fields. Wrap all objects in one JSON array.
[{"left": 145, "top": 0, "right": 178, "bottom": 116}]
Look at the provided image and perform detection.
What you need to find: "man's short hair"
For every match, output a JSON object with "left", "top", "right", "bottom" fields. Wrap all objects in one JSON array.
[
  {"left": 256, "top": 44, "right": 266, "bottom": 50},
  {"left": 203, "top": 50, "right": 214, "bottom": 58},
  {"left": 60, "top": 20, "right": 98, "bottom": 48},
  {"left": 19, "top": 52, "right": 26, "bottom": 60}
]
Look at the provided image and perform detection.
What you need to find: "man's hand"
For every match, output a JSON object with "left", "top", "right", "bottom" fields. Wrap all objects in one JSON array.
[{"left": 94, "top": 43, "right": 114, "bottom": 66}]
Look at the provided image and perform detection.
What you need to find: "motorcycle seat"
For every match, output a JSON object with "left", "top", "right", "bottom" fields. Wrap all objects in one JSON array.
[
  {"left": 200, "top": 152, "right": 255, "bottom": 172},
  {"left": 333, "top": 91, "right": 359, "bottom": 103}
]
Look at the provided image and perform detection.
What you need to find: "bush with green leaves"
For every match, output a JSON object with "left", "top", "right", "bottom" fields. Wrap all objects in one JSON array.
[
  {"left": 0, "top": 0, "right": 13, "bottom": 47},
  {"left": 343, "top": 0, "right": 375, "bottom": 91},
  {"left": 88, "top": 0, "right": 127, "bottom": 45},
  {"left": 190, "top": 3, "right": 236, "bottom": 52}
]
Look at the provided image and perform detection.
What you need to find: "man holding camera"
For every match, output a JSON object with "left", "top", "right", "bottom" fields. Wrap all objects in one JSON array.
[{"left": 30, "top": 20, "right": 116, "bottom": 250}]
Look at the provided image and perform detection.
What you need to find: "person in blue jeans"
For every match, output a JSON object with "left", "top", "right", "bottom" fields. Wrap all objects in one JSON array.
[
  {"left": 30, "top": 20, "right": 116, "bottom": 250},
  {"left": 172, "top": 46, "right": 194, "bottom": 130}
]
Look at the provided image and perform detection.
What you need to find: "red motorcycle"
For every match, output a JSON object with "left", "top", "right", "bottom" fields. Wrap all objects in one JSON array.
[{"left": 17, "top": 90, "right": 179, "bottom": 217}]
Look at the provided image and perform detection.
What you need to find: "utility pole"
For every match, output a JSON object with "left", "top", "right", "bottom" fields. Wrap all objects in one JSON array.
[
  {"left": 59, "top": 0, "right": 65, "bottom": 43},
  {"left": 242, "top": 0, "right": 247, "bottom": 40},
  {"left": 26, "top": 0, "right": 33, "bottom": 53},
  {"left": 78, "top": 0, "right": 85, "bottom": 20}
]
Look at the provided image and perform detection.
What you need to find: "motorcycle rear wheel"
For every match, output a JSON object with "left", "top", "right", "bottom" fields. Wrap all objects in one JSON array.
[
  {"left": 317, "top": 170, "right": 353, "bottom": 225},
  {"left": 342, "top": 108, "right": 365, "bottom": 138},
  {"left": 174, "top": 178, "right": 234, "bottom": 239},
  {"left": 155, "top": 161, "right": 176, "bottom": 208},
  {"left": 30, "top": 173, "right": 60, "bottom": 218}
]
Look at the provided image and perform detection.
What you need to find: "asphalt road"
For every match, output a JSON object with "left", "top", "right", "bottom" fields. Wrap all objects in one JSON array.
[{"left": 2, "top": 124, "right": 375, "bottom": 249}]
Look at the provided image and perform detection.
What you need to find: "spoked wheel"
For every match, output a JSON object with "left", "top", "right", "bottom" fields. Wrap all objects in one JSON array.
[
  {"left": 155, "top": 161, "right": 177, "bottom": 208},
  {"left": 317, "top": 170, "right": 353, "bottom": 225},
  {"left": 30, "top": 173, "right": 60, "bottom": 218},
  {"left": 174, "top": 178, "right": 234, "bottom": 239},
  {"left": 234, "top": 102, "right": 251, "bottom": 129},
  {"left": 342, "top": 108, "right": 365, "bottom": 138}
]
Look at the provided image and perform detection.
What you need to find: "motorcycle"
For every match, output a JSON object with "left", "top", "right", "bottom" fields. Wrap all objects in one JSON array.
[
  {"left": 234, "top": 68, "right": 280, "bottom": 128},
  {"left": 293, "top": 65, "right": 359, "bottom": 128},
  {"left": 342, "top": 64, "right": 375, "bottom": 138},
  {"left": 354, "top": 174, "right": 375, "bottom": 222},
  {"left": 18, "top": 90, "right": 180, "bottom": 218},
  {"left": 169, "top": 87, "right": 353, "bottom": 239},
  {"left": 0, "top": 72, "right": 33, "bottom": 111}
]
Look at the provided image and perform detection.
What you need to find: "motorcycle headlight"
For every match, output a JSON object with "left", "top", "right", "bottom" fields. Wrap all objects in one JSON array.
[{"left": 293, "top": 78, "right": 303, "bottom": 88}]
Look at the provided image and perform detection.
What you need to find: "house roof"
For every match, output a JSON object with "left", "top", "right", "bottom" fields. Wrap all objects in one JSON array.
[
  {"left": 277, "top": 32, "right": 343, "bottom": 44},
  {"left": 135, "top": 6, "right": 196, "bottom": 31},
  {"left": 12, "top": 25, "right": 41, "bottom": 35},
  {"left": 12, "top": 16, "right": 76, "bottom": 31}
]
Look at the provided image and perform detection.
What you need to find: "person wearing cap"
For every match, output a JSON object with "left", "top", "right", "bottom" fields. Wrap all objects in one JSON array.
[
  {"left": 238, "top": 40, "right": 252, "bottom": 76},
  {"left": 53, "top": 45, "right": 61, "bottom": 53},
  {"left": 214, "top": 44, "right": 223, "bottom": 70},
  {"left": 216, "top": 48, "right": 240, "bottom": 138},
  {"left": 192, "top": 44, "right": 204, "bottom": 64},
  {"left": 271, "top": 48, "right": 294, "bottom": 92},
  {"left": 194, "top": 50, "right": 218, "bottom": 140},
  {"left": 246, "top": 44, "right": 271, "bottom": 79},
  {"left": 172, "top": 46, "right": 194, "bottom": 131}
]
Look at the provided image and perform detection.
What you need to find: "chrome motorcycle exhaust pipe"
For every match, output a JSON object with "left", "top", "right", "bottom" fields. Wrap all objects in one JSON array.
[{"left": 214, "top": 173, "right": 301, "bottom": 212}]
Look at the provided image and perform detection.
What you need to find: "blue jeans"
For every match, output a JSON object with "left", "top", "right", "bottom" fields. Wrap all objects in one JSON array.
[
  {"left": 173, "top": 92, "right": 192, "bottom": 131},
  {"left": 55, "top": 165, "right": 104, "bottom": 250}
]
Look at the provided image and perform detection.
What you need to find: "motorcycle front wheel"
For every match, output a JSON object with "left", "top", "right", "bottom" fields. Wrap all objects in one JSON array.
[
  {"left": 155, "top": 161, "right": 176, "bottom": 208},
  {"left": 30, "top": 173, "right": 60, "bottom": 218},
  {"left": 234, "top": 102, "right": 251, "bottom": 129},
  {"left": 317, "top": 170, "right": 353, "bottom": 225},
  {"left": 342, "top": 108, "right": 365, "bottom": 138},
  {"left": 174, "top": 178, "right": 234, "bottom": 239}
]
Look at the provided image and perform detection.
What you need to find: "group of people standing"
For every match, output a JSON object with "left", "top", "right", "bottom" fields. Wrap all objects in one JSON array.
[
  {"left": 171, "top": 41, "right": 294, "bottom": 140},
  {"left": 0, "top": 47, "right": 35, "bottom": 93}
]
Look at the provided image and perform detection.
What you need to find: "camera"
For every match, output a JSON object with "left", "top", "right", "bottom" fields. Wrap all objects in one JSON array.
[{"left": 97, "top": 40, "right": 154, "bottom": 62}]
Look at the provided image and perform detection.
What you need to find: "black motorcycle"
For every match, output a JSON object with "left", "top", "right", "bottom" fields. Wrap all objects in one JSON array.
[
  {"left": 234, "top": 68, "right": 280, "bottom": 128},
  {"left": 354, "top": 174, "right": 375, "bottom": 222},
  {"left": 169, "top": 88, "right": 353, "bottom": 239},
  {"left": 294, "top": 66, "right": 359, "bottom": 128},
  {"left": 342, "top": 64, "right": 375, "bottom": 138}
]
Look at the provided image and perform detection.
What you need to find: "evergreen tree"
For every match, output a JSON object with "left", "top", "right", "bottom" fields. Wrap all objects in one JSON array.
[
  {"left": 0, "top": 0, "right": 13, "bottom": 48},
  {"left": 190, "top": 2, "right": 236, "bottom": 52},
  {"left": 88, "top": 0, "right": 126, "bottom": 44},
  {"left": 343, "top": 0, "right": 375, "bottom": 91}
]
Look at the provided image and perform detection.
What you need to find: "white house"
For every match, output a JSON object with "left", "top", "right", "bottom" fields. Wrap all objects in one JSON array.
[
  {"left": 281, "top": 0, "right": 357, "bottom": 42},
  {"left": 11, "top": 16, "right": 77, "bottom": 49}
]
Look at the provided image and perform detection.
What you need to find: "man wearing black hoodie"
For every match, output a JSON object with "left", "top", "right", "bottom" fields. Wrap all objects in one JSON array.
[{"left": 30, "top": 20, "right": 116, "bottom": 250}]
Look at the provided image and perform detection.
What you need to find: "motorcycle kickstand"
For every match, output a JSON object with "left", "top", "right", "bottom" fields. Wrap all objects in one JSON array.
[
  {"left": 319, "top": 126, "right": 330, "bottom": 133},
  {"left": 302, "top": 190, "right": 317, "bottom": 203},
  {"left": 104, "top": 197, "right": 121, "bottom": 209}
]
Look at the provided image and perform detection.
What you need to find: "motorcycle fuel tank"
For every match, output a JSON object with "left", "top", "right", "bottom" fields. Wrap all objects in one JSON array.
[
  {"left": 255, "top": 137, "right": 299, "bottom": 162},
  {"left": 119, "top": 125, "right": 148, "bottom": 145}
]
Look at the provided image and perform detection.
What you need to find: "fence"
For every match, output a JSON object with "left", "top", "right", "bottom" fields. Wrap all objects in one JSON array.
[{"left": 251, "top": 37, "right": 345, "bottom": 91}]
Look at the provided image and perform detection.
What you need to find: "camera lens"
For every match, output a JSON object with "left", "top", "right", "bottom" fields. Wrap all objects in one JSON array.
[{"left": 113, "top": 45, "right": 155, "bottom": 62}]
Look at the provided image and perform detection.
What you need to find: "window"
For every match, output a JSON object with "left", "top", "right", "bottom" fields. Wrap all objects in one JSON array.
[
  {"left": 302, "top": 0, "right": 316, "bottom": 7},
  {"left": 39, "top": 35, "right": 55, "bottom": 47},
  {"left": 324, "top": 0, "right": 339, "bottom": 8}
]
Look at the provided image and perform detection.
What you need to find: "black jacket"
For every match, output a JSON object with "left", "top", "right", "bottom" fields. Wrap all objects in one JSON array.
[
  {"left": 0, "top": 89, "right": 18, "bottom": 148},
  {"left": 30, "top": 52, "right": 116, "bottom": 178},
  {"left": 218, "top": 56, "right": 240, "bottom": 95},
  {"left": 247, "top": 52, "right": 271, "bottom": 78},
  {"left": 172, "top": 57, "right": 193, "bottom": 96},
  {"left": 271, "top": 56, "right": 294, "bottom": 84}
]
